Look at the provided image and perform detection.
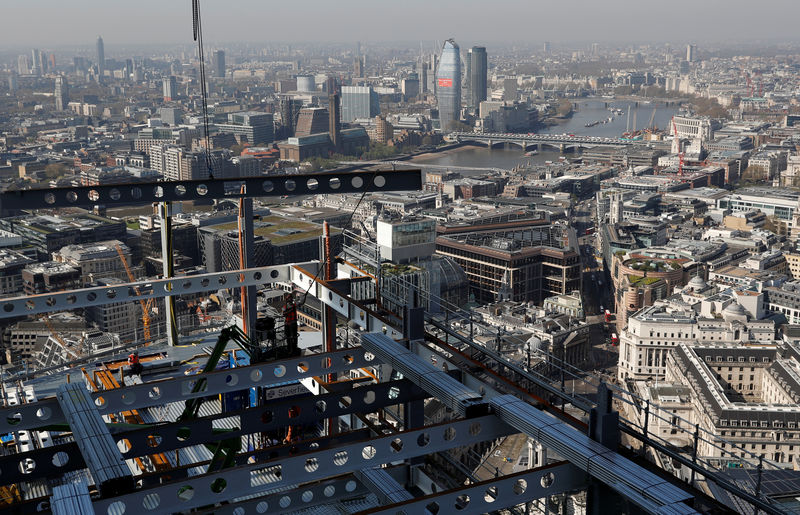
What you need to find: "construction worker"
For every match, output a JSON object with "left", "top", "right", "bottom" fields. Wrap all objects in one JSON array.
[
  {"left": 128, "top": 352, "right": 143, "bottom": 376},
  {"left": 283, "top": 296, "right": 299, "bottom": 355}
]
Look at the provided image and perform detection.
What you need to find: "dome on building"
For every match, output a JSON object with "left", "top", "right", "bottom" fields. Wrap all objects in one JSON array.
[
  {"left": 722, "top": 302, "right": 748, "bottom": 321},
  {"left": 526, "top": 335, "right": 546, "bottom": 353},
  {"left": 687, "top": 276, "right": 707, "bottom": 291}
]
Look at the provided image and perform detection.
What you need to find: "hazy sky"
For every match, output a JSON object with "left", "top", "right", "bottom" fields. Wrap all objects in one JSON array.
[{"left": 3, "top": 0, "right": 800, "bottom": 48}]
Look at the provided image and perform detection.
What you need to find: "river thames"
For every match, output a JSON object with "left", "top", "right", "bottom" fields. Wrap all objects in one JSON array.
[{"left": 412, "top": 99, "right": 678, "bottom": 171}]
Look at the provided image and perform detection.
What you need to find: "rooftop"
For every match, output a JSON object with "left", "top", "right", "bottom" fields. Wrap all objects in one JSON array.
[{"left": 211, "top": 216, "right": 339, "bottom": 245}]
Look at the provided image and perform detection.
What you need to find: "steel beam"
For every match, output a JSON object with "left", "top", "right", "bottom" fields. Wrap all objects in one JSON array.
[
  {"left": 489, "top": 395, "right": 696, "bottom": 514},
  {"left": 50, "top": 479, "right": 93, "bottom": 515},
  {"left": 356, "top": 462, "right": 586, "bottom": 515},
  {"left": 0, "top": 170, "right": 422, "bottom": 210},
  {"left": 91, "top": 415, "right": 515, "bottom": 514},
  {"left": 361, "top": 332, "right": 488, "bottom": 418},
  {"left": 291, "top": 266, "right": 404, "bottom": 339},
  {"left": 0, "top": 345, "right": 373, "bottom": 434},
  {"left": 0, "top": 264, "right": 306, "bottom": 319},
  {"left": 56, "top": 383, "right": 133, "bottom": 497},
  {"left": 355, "top": 466, "right": 413, "bottom": 505},
  {"left": 193, "top": 475, "right": 371, "bottom": 515},
  {"left": 0, "top": 379, "right": 428, "bottom": 487}
]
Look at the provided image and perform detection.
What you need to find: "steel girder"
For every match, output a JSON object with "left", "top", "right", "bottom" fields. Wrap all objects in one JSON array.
[
  {"left": 0, "top": 346, "right": 374, "bottom": 434},
  {"left": 357, "top": 462, "right": 586, "bottom": 515},
  {"left": 0, "top": 379, "right": 428, "bottom": 487},
  {"left": 192, "top": 475, "right": 372, "bottom": 515},
  {"left": 0, "top": 171, "right": 422, "bottom": 211},
  {"left": 90, "top": 415, "right": 514, "bottom": 514},
  {"left": 0, "top": 264, "right": 309, "bottom": 320}
]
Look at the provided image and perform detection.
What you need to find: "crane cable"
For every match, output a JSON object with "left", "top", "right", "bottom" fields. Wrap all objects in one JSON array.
[{"left": 192, "top": 0, "right": 214, "bottom": 178}]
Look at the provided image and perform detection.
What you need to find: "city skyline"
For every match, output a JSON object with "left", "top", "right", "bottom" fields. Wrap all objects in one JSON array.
[{"left": 2, "top": 0, "right": 800, "bottom": 47}]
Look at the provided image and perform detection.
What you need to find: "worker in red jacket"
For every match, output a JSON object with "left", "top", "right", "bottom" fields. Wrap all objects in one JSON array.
[{"left": 128, "top": 352, "right": 143, "bottom": 376}]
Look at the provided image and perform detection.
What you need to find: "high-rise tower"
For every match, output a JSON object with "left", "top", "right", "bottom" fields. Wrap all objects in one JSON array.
[
  {"left": 686, "top": 44, "right": 697, "bottom": 63},
  {"left": 469, "top": 46, "right": 487, "bottom": 109},
  {"left": 162, "top": 76, "right": 177, "bottom": 102},
  {"left": 436, "top": 39, "right": 461, "bottom": 131},
  {"left": 329, "top": 93, "right": 341, "bottom": 152},
  {"left": 213, "top": 50, "right": 225, "bottom": 78},
  {"left": 96, "top": 36, "right": 105, "bottom": 83},
  {"left": 54, "top": 76, "right": 69, "bottom": 111}
]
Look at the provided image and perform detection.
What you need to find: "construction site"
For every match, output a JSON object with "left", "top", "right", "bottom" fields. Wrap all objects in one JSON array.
[{"left": 0, "top": 172, "right": 791, "bottom": 515}]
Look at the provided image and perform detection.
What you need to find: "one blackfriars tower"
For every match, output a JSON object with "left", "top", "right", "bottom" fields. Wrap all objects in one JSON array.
[
  {"left": 436, "top": 39, "right": 461, "bottom": 132},
  {"left": 469, "top": 46, "right": 487, "bottom": 109},
  {"left": 96, "top": 36, "right": 105, "bottom": 83}
]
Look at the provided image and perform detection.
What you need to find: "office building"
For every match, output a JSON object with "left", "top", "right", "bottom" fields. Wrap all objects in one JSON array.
[
  {"left": 3, "top": 316, "right": 86, "bottom": 359},
  {"left": 96, "top": 36, "right": 105, "bottom": 82},
  {"left": 53, "top": 240, "right": 133, "bottom": 285},
  {"left": 436, "top": 39, "right": 462, "bottom": 131},
  {"left": 277, "top": 128, "right": 368, "bottom": 162},
  {"left": 435, "top": 225, "right": 581, "bottom": 304},
  {"left": 543, "top": 41, "right": 551, "bottom": 53},
  {"left": 401, "top": 74, "right": 420, "bottom": 101},
  {"left": 372, "top": 115, "right": 393, "bottom": 145},
  {"left": 662, "top": 341, "right": 800, "bottom": 466},
  {"left": 618, "top": 300, "right": 775, "bottom": 381},
  {"left": 0, "top": 249, "right": 34, "bottom": 295},
  {"left": 0, "top": 213, "right": 126, "bottom": 259},
  {"left": 150, "top": 145, "right": 211, "bottom": 181},
  {"left": 7, "top": 74, "right": 17, "bottom": 94},
  {"left": 353, "top": 55, "right": 366, "bottom": 78},
  {"left": 54, "top": 76, "right": 69, "bottom": 111},
  {"left": 31, "top": 48, "right": 44, "bottom": 76},
  {"left": 213, "top": 49, "right": 225, "bottom": 78},
  {"left": 84, "top": 278, "right": 139, "bottom": 343},
  {"left": 340, "top": 85, "right": 379, "bottom": 122},
  {"left": 296, "top": 75, "right": 315, "bottom": 92},
  {"left": 469, "top": 46, "right": 487, "bottom": 108},
  {"left": 162, "top": 76, "right": 177, "bottom": 102},
  {"left": 686, "top": 44, "right": 697, "bottom": 63},
  {"left": 17, "top": 55, "right": 28, "bottom": 75},
  {"left": 22, "top": 262, "right": 82, "bottom": 295},
  {"left": 279, "top": 96, "right": 303, "bottom": 138},
  {"left": 216, "top": 111, "right": 274, "bottom": 146}
]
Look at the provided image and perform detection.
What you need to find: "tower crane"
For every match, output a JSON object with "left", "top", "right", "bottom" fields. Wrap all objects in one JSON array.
[{"left": 115, "top": 243, "right": 153, "bottom": 343}]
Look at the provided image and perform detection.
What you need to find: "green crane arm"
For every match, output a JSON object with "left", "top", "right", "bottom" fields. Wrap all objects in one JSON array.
[{"left": 178, "top": 325, "right": 257, "bottom": 423}]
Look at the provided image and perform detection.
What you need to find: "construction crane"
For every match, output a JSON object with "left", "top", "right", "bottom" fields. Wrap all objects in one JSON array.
[
  {"left": 745, "top": 72, "right": 754, "bottom": 97},
  {"left": 646, "top": 107, "right": 657, "bottom": 131},
  {"left": 115, "top": 243, "right": 153, "bottom": 343},
  {"left": 42, "top": 316, "right": 80, "bottom": 361}
]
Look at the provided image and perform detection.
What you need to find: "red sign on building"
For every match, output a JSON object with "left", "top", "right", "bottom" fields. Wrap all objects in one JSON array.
[{"left": 437, "top": 78, "right": 452, "bottom": 88}]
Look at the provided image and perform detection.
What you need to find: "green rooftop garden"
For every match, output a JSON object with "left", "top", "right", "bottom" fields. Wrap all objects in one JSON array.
[{"left": 628, "top": 275, "right": 662, "bottom": 286}]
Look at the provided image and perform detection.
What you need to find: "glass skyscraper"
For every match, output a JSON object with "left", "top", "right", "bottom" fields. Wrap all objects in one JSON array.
[
  {"left": 96, "top": 36, "right": 105, "bottom": 83},
  {"left": 436, "top": 39, "right": 461, "bottom": 131},
  {"left": 341, "top": 85, "right": 379, "bottom": 122},
  {"left": 469, "top": 46, "right": 487, "bottom": 109}
]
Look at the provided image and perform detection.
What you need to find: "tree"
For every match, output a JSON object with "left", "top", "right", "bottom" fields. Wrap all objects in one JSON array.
[
  {"left": 446, "top": 120, "right": 473, "bottom": 132},
  {"left": 44, "top": 163, "right": 69, "bottom": 179},
  {"left": 555, "top": 99, "right": 573, "bottom": 117}
]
